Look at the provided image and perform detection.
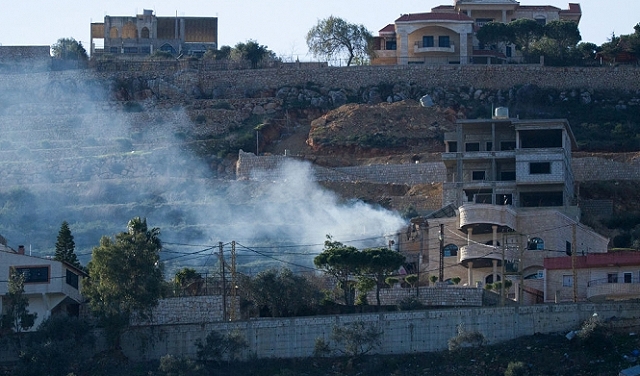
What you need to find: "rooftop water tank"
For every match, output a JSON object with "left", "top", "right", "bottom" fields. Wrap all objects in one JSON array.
[{"left": 493, "top": 107, "right": 509, "bottom": 119}]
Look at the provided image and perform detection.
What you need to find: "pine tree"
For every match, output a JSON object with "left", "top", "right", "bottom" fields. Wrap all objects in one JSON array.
[{"left": 54, "top": 221, "right": 80, "bottom": 269}]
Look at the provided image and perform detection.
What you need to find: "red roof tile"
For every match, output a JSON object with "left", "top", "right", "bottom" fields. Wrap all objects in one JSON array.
[
  {"left": 379, "top": 24, "right": 395, "bottom": 33},
  {"left": 396, "top": 12, "right": 473, "bottom": 22}
]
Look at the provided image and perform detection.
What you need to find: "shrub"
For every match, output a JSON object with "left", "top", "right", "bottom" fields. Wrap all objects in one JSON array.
[
  {"left": 195, "top": 330, "right": 248, "bottom": 365},
  {"left": 448, "top": 324, "right": 485, "bottom": 351},
  {"left": 158, "top": 354, "right": 200, "bottom": 376},
  {"left": 404, "top": 274, "right": 418, "bottom": 288},
  {"left": 397, "top": 296, "right": 424, "bottom": 311},
  {"left": 505, "top": 361, "right": 529, "bottom": 376}
]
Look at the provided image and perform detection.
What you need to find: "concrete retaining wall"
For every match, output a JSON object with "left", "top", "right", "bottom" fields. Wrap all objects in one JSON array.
[{"left": 117, "top": 301, "right": 640, "bottom": 361}]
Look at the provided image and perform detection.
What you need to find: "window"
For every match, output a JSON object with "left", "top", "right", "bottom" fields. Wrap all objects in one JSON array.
[
  {"left": 439, "top": 36, "right": 450, "bottom": 48},
  {"left": 476, "top": 18, "right": 494, "bottom": 28},
  {"left": 443, "top": 244, "right": 458, "bottom": 257},
  {"left": 123, "top": 47, "right": 138, "bottom": 54},
  {"left": 472, "top": 171, "right": 486, "bottom": 180},
  {"left": 15, "top": 266, "right": 49, "bottom": 283},
  {"left": 608, "top": 273, "right": 619, "bottom": 283},
  {"left": 422, "top": 36, "right": 434, "bottom": 48},
  {"left": 465, "top": 142, "right": 480, "bottom": 151},
  {"left": 496, "top": 194, "right": 512, "bottom": 205},
  {"left": 566, "top": 241, "right": 572, "bottom": 256},
  {"left": 528, "top": 237, "right": 545, "bottom": 250},
  {"left": 475, "top": 193, "right": 492, "bottom": 203},
  {"left": 529, "top": 162, "right": 551, "bottom": 174},
  {"left": 141, "top": 27, "right": 150, "bottom": 39},
  {"left": 66, "top": 269, "right": 79, "bottom": 289},
  {"left": 448, "top": 142, "right": 457, "bottom": 152},
  {"left": 109, "top": 47, "right": 119, "bottom": 54},
  {"left": 486, "top": 142, "right": 493, "bottom": 151},
  {"left": 500, "top": 141, "right": 516, "bottom": 151},
  {"left": 506, "top": 46, "right": 512, "bottom": 57},
  {"left": 500, "top": 171, "right": 516, "bottom": 181},
  {"left": 385, "top": 40, "right": 397, "bottom": 50},
  {"left": 563, "top": 275, "right": 573, "bottom": 287},
  {"left": 535, "top": 17, "right": 546, "bottom": 25},
  {"left": 624, "top": 272, "right": 633, "bottom": 283}
]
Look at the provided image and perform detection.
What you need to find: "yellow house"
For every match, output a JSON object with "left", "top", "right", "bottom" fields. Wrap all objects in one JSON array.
[{"left": 371, "top": 1, "right": 581, "bottom": 65}]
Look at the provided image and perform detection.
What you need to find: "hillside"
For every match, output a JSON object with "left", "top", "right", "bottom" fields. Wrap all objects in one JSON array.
[{"left": 1, "top": 67, "right": 640, "bottom": 265}]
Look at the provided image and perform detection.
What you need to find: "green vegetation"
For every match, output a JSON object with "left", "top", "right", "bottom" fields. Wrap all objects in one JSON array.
[
  {"left": 54, "top": 221, "right": 81, "bottom": 269},
  {"left": 51, "top": 37, "right": 88, "bottom": 61},
  {"left": 0, "top": 270, "right": 37, "bottom": 335},
  {"left": 306, "top": 16, "right": 374, "bottom": 66}
]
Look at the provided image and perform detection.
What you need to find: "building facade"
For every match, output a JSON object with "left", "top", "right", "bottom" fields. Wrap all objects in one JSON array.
[
  {"left": 90, "top": 9, "right": 217, "bottom": 56},
  {"left": 399, "top": 108, "right": 610, "bottom": 304},
  {"left": 371, "top": 0, "right": 581, "bottom": 65},
  {"left": 0, "top": 247, "right": 85, "bottom": 331}
]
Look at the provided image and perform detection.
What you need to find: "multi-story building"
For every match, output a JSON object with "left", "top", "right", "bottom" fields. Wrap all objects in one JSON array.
[
  {"left": 401, "top": 108, "right": 612, "bottom": 304},
  {"left": 0, "top": 245, "right": 86, "bottom": 331},
  {"left": 371, "top": 0, "right": 581, "bottom": 65},
  {"left": 90, "top": 9, "right": 217, "bottom": 57}
]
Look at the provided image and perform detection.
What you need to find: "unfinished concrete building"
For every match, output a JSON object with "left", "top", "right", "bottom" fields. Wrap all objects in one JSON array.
[
  {"left": 401, "top": 108, "right": 612, "bottom": 304},
  {"left": 90, "top": 9, "right": 217, "bottom": 56}
]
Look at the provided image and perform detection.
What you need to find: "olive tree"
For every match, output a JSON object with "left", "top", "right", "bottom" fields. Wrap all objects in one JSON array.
[{"left": 306, "top": 16, "right": 374, "bottom": 66}]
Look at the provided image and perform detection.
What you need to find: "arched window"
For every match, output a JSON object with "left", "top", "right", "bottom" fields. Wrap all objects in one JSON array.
[
  {"left": 122, "top": 22, "right": 137, "bottom": 39},
  {"left": 109, "top": 27, "right": 119, "bottom": 39},
  {"left": 485, "top": 274, "right": 502, "bottom": 284},
  {"left": 528, "top": 237, "right": 545, "bottom": 250},
  {"left": 141, "top": 27, "right": 150, "bottom": 39},
  {"left": 485, "top": 240, "right": 501, "bottom": 246},
  {"left": 160, "top": 43, "right": 176, "bottom": 54},
  {"left": 443, "top": 244, "right": 458, "bottom": 257}
]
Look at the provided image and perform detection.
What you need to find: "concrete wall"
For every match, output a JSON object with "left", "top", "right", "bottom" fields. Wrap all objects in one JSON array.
[{"left": 116, "top": 301, "right": 640, "bottom": 361}]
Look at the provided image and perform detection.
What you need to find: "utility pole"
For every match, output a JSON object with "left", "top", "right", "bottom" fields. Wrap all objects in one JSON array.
[
  {"left": 438, "top": 224, "right": 444, "bottom": 282},
  {"left": 501, "top": 233, "right": 505, "bottom": 306},
  {"left": 572, "top": 222, "right": 578, "bottom": 302},
  {"left": 230, "top": 241, "right": 237, "bottom": 321},
  {"left": 219, "top": 242, "right": 227, "bottom": 321}
]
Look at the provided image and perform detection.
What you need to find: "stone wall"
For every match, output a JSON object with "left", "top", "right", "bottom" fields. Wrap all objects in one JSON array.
[
  {"left": 366, "top": 286, "right": 483, "bottom": 307},
  {"left": 113, "top": 301, "right": 640, "bottom": 361}
]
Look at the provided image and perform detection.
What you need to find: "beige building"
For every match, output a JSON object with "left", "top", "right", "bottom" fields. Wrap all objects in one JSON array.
[
  {"left": 0, "top": 246, "right": 85, "bottom": 331},
  {"left": 399, "top": 108, "right": 610, "bottom": 304},
  {"left": 371, "top": 0, "right": 581, "bottom": 65},
  {"left": 90, "top": 9, "right": 217, "bottom": 57}
]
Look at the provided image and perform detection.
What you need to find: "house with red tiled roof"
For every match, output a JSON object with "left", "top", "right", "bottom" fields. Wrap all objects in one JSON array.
[
  {"left": 544, "top": 251, "right": 640, "bottom": 303},
  {"left": 371, "top": 0, "right": 581, "bottom": 65}
]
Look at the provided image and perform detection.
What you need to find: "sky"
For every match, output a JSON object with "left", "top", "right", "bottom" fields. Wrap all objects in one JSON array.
[{"left": 0, "top": 0, "right": 638, "bottom": 61}]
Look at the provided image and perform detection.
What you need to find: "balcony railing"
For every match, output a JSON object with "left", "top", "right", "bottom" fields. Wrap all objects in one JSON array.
[
  {"left": 459, "top": 243, "right": 502, "bottom": 267},
  {"left": 458, "top": 203, "right": 517, "bottom": 229},
  {"left": 414, "top": 42, "right": 455, "bottom": 54},
  {"left": 586, "top": 278, "right": 640, "bottom": 300}
]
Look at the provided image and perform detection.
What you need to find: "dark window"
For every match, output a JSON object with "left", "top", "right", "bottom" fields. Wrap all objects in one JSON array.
[
  {"left": 506, "top": 46, "right": 512, "bottom": 57},
  {"left": 66, "top": 269, "right": 79, "bottom": 289},
  {"left": 608, "top": 273, "right": 618, "bottom": 283},
  {"left": 520, "top": 191, "right": 563, "bottom": 207},
  {"left": 386, "top": 40, "right": 397, "bottom": 50},
  {"left": 486, "top": 142, "right": 493, "bottom": 151},
  {"left": 530, "top": 162, "right": 551, "bottom": 174},
  {"left": 443, "top": 244, "right": 458, "bottom": 257},
  {"left": 520, "top": 129, "right": 562, "bottom": 148},
  {"left": 472, "top": 171, "right": 486, "bottom": 180},
  {"left": 496, "top": 194, "right": 512, "bottom": 205},
  {"left": 123, "top": 47, "right": 138, "bottom": 54},
  {"left": 423, "top": 36, "right": 434, "bottom": 47},
  {"left": 141, "top": 27, "right": 150, "bottom": 39},
  {"left": 15, "top": 266, "right": 49, "bottom": 283},
  {"left": 439, "top": 35, "right": 450, "bottom": 48},
  {"left": 535, "top": 18, "right": 546, "bottom": 25},
  {"left": 500, "top": 141, "right": 516, "bottom": 151},
  {"left": 109, "top": 47, "right": 119, "bottom": 54},
  {"left": 475, "top": 194, "right": 492, "bottom": 203},
  {"left": 624, "top": 272, "right": 633, "bottom": 283},
  {"left": 140, "top": 46, "right": 151, "bottom": 54},
  {"left": 448, "top": 142, "right": 457, "bottom": 152},
  {"left": 465, "top": 142, "right": 480, "bottom": 151},
  {"left": 566, "top": 241, "right": 572, "bottom": 256},
  {"left": 528, "top": 237, "right": 545, "bottom": 250},
  {"left": 500, "top": 171, "right": 516, "bottom": 181}
]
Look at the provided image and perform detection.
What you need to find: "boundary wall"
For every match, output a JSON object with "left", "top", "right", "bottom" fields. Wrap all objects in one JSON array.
[{"left": 117, "top": 301, "right": 640, "bottom": 361}]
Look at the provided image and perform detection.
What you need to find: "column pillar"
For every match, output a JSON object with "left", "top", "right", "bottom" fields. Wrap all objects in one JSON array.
[
  {"left": 459, "top": 31, "right": 469, "bottom": 64},
  {"left": 399, "top": 32, "right": 409, "bottom": 65},
  {"left": 468, "top": 261, "right": 474, "bottom": 286},
  {"left": 492, "top": 259, "right": 498, "bottom": 285},
  {"left": 492, "top": 225, "right": 498, "bottom": 248}
]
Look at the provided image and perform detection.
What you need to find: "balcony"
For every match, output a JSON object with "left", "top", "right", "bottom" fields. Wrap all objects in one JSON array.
[
  {"left": 414, "top": 42, "right": 455, "bottom": 54},
  {"left": 459, "top": 243, "right": 502, "bottom": 268},
  {"left": 458, "top": 203, "right": 517, "bottom": 230},
  {"left": 373, "top": 50, "right": 397, "bottom": 58},
  {"left": 587, "top": 279, "right": 640, "bottom": 301}
]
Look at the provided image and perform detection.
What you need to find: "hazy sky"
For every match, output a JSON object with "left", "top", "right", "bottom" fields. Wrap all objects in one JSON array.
[{"left": 1, "top": 0, "right": 637, "bottom": 60}]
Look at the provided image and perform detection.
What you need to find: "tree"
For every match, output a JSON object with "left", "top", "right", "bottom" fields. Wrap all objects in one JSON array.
[
  {"left": 51, "top": 37, "right": 88, "bottom": 60},
  {"left": 174, "top": 267, "right": 202, "bottom": 296},
  {"left": 360, "top": 247, "right": 405, "bottom": 306},
  {"left": 232, "top": 40, "right": 277, "bottom": 68},
  {"left": 306, "top": 16, "right": 374, "bottom": 66},
  {"left": 241, "top": 268, "right": 322, "bottom": 317},
  {"left": 54, "top": 221, "right": 81, "bottom": 269},
  {"left": 508, "top": 19, "right": 544, "bottom": 58},
  {"left": 314, "top": 236, "right": 363, "bottom": 305},
  {"left": 544, "top": 20, "right": 581, "bottom": 56},
  {"left": 83, "top": 217, "right": 164, "bottom": 348},
  {"left": 1, "top": 269, "right": 37, "bottom": 335},
  {"left": 476, "top": 22, "right": 513, "bottom": 49}
]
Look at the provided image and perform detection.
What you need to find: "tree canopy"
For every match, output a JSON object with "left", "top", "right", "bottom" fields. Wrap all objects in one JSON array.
[
  {"left": 51, "top": 38, "right": 88, "bottom": 60},
  {"left": 54, "top": 221, "right": 81, "bottom": 269},
  {"left": 232, "top": 40, "right": 277, "bottom": 68},
  {"left": 83, "top": 217, "right": 164, "bottom": 347},
  {"left": 1, "top": 269, "right": 37, "bottom": 334},
  {"left": 360, "top": 247, "right": 405, "bottom": 306},
  {"left": 314, "top": 236, "right": 363, "bottom": 305},
  {"left": 306, "top": 16, "right": 374, "bottom": 66}
]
